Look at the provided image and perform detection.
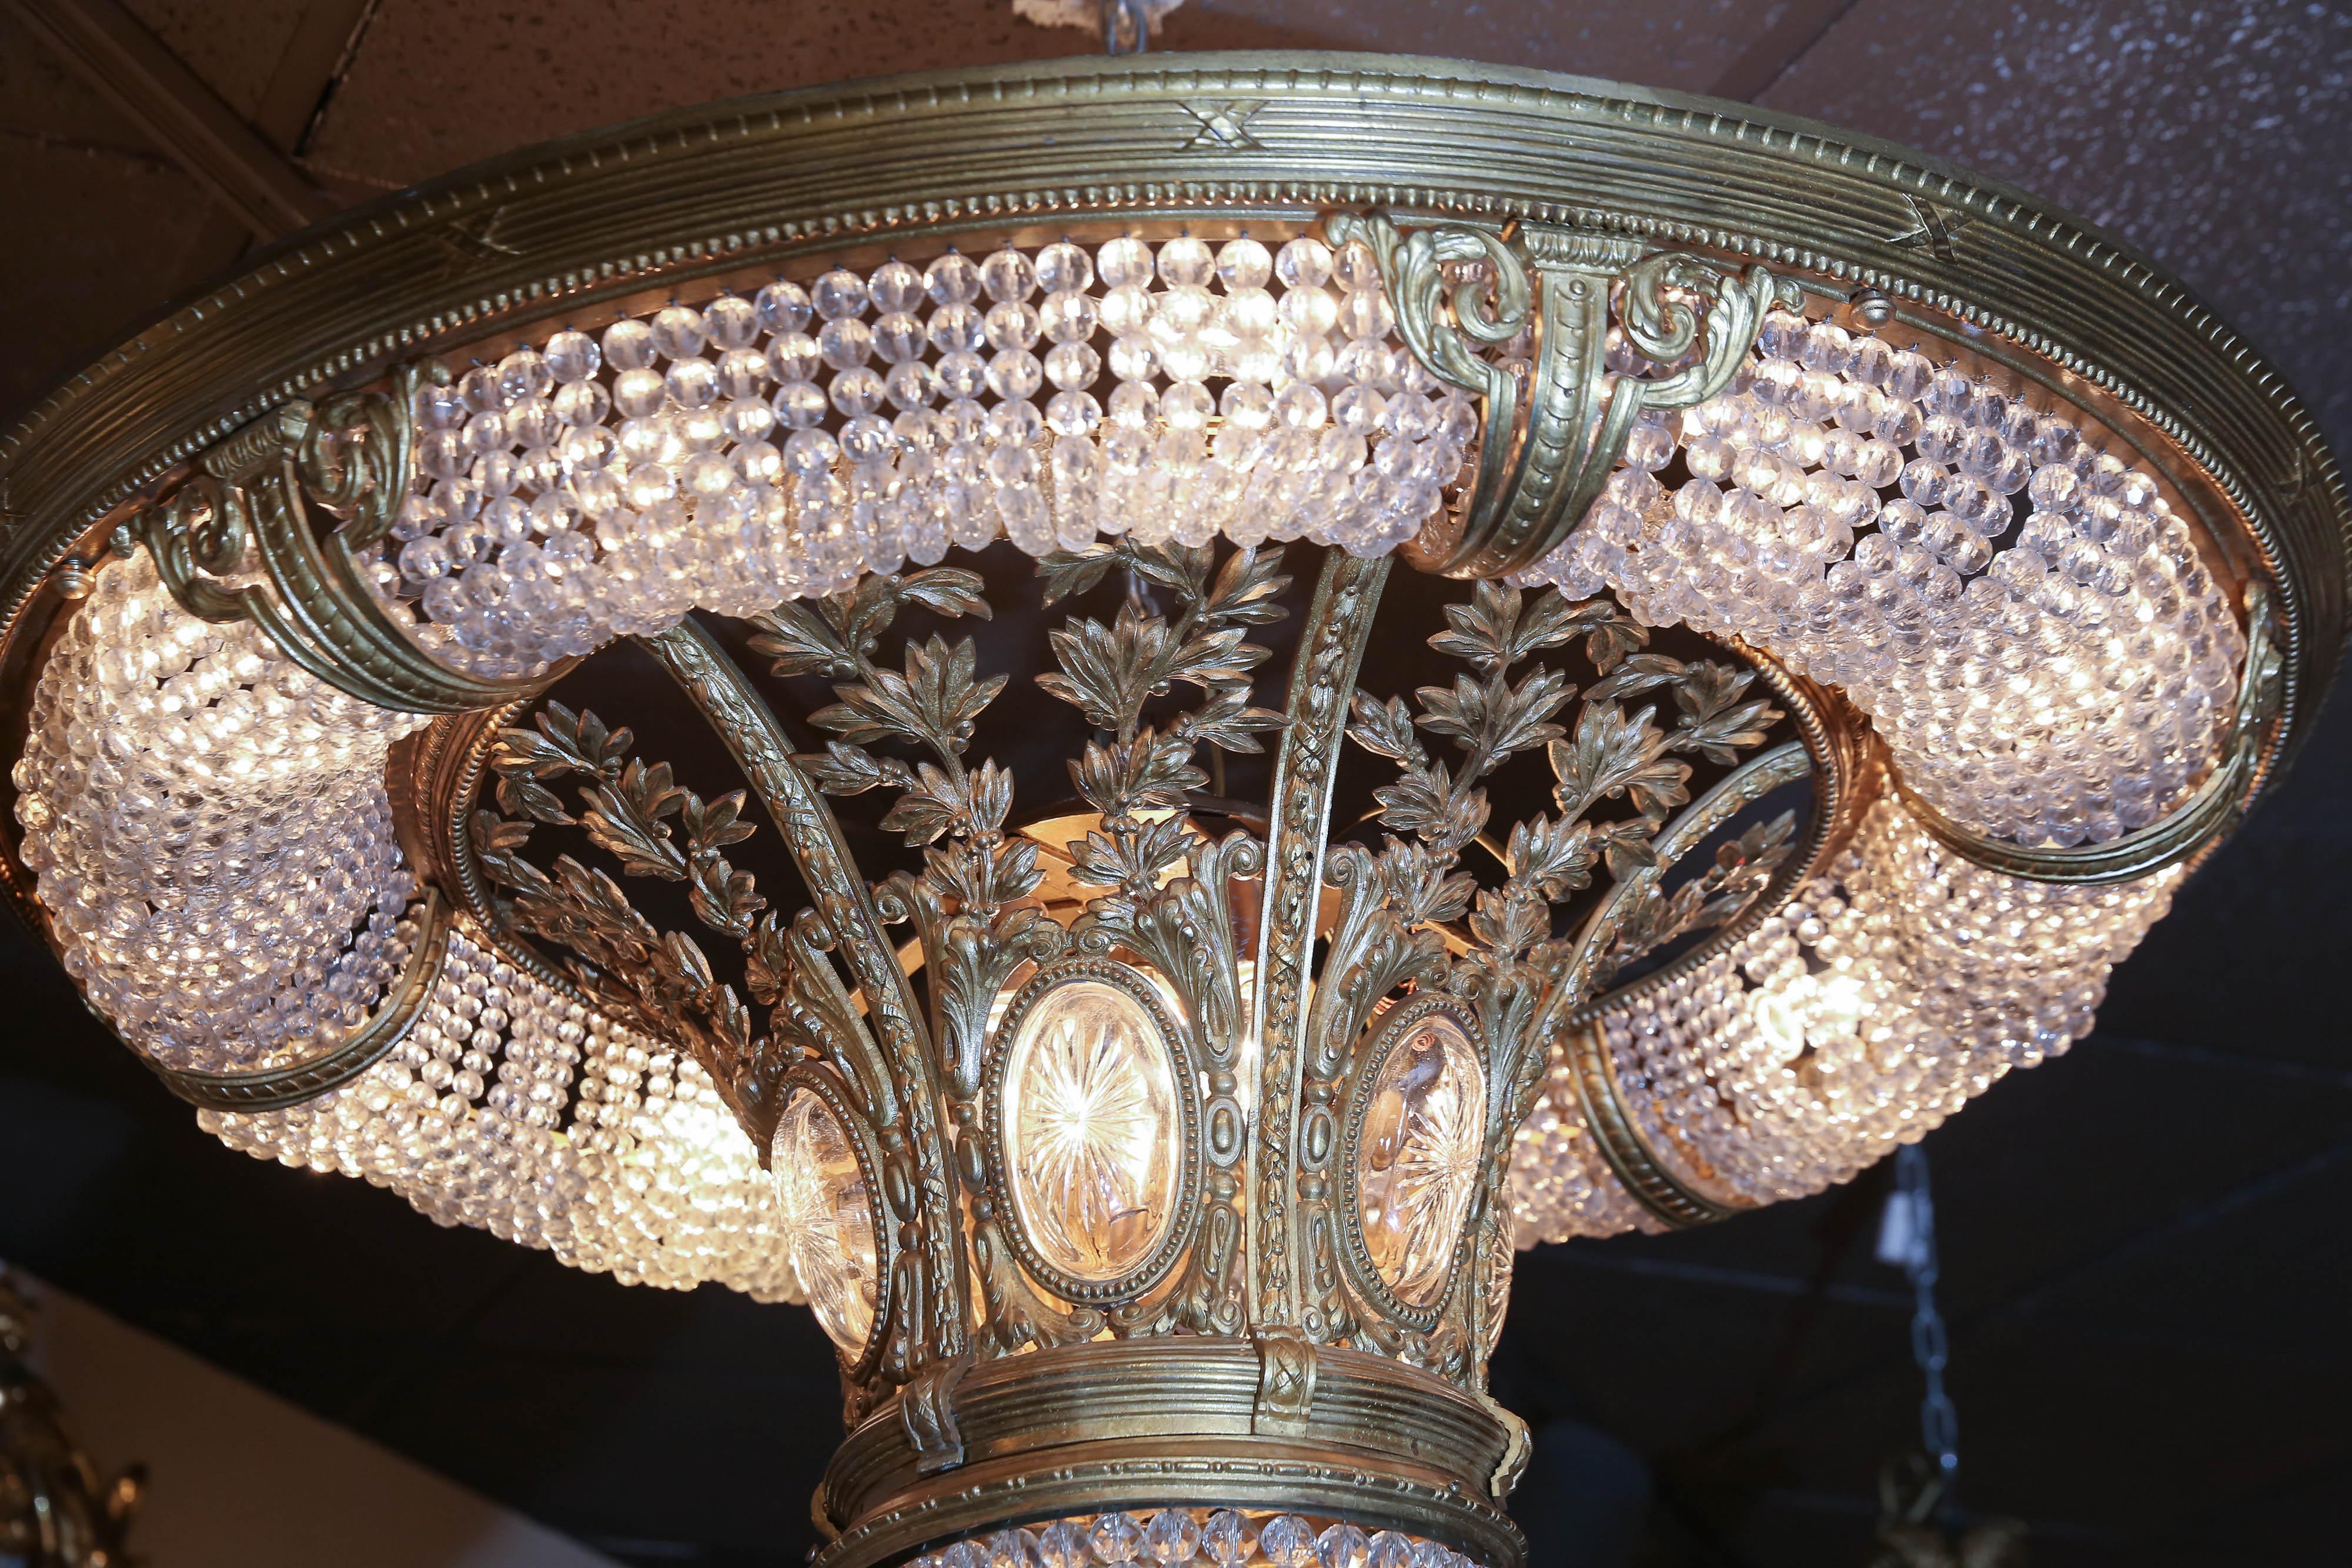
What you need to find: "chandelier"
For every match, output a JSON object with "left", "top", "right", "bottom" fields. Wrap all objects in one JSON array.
[
  {"left": 0, "top": 1272, "right": 142, "bottom": 1568},
  {"left": 0, "top": 53, "right": 2341, "bottom": 1568}
]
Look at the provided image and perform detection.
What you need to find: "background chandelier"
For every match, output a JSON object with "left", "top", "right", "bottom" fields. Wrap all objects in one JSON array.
[{"left": 1, "top": 52, "right": 2343, "bottom": 1568}]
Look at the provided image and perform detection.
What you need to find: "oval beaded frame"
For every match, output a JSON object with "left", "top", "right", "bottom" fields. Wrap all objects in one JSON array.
[
  {"left": 1335, "top": 991, "right": 1491, "bottom": 1333},
  {"left": 774, "top": 1061, "right": 896, "bottom": 1378},
  {"left": 983, "top": 957, "right": 1206, "bottom": 1306}
]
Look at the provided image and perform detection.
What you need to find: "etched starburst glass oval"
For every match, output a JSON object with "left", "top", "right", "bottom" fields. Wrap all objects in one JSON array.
[
  {"left": 1000, "top": 975, "right": 1181, "bottom": 1283},
  {"left": 770, "top": 1088, "right": 879, "bottom": 1353},
  {"left": 1357, "top": 1012, "right": 1485, "bottom": 1307}
]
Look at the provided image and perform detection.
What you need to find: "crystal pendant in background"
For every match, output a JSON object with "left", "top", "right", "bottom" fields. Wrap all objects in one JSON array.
[
  {"left": 770, "top": 1089, "right": 879, "bottom": 1352},
  {"left": 1000, "top": 975, "right": 1181, "bottom": 1283},
  {"left": 1357, "top": 1012, "right": 1485, "bottom": 1306}
]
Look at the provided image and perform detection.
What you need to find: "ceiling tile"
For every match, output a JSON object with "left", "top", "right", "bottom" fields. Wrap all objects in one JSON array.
[
  {"left": 0, "top": 133, "right": 220, "bottom": 423},
  {"left": 1178, "top": 0, "right": 1779, "bottom": 89},
  {"left": 300, "top": 0, "right": 1788, "bottom": 190},
  {"left": 1760, "top": 1, "right": 2352, "bottom": 454},
  {"left": 2, "top": 5, "right": 153, "bottom": 143},
  {"left": 121, "top": 0, "right": 313, "bottom": 120},
  {"left": 298, "top": 0, "right": 1299, "bottom": 188}
]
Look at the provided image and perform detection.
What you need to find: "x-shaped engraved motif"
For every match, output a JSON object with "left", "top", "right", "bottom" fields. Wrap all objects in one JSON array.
[
  {"left": 1180, "top": 98, "right": 1268, "bottom": 151},
  {"left": 1889, "top": 194, "right": 1972, "bottom": 262}
]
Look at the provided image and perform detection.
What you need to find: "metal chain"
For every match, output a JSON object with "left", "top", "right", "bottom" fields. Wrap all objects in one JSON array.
[
  {"left": 1100, "top": 0, "right": 1151, "bottom": 53},
  {"left": 1877, "top": 1142, "right": 1962, "bottom": 1509}
]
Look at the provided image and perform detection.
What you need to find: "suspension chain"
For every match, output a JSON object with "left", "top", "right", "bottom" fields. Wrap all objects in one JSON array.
[
  {"left": 1879, "top": 1142, "right": 1962, "bottom": 1507},
  {"left": 1099, "top": 0, "right": 1150, "bottom": 52}
]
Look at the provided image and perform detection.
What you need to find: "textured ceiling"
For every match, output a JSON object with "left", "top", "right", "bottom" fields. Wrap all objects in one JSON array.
[
  {"left": 1760, "top": 1, "right": 2352, "bottom": 476},
  {"left": 1, "top": 4, "right": 2348, "bottom": 1567}
]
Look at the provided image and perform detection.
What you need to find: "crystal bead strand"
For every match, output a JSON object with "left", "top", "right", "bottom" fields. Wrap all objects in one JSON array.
[
  {"left": 376, "top": 232, "right": 1463, "bottom": 678},
  {"left": 1520, "top": 309, "right": 2244, "bottom": 849},
  {"left": 12, "top": 551, "right": 426, "bottom": 1072},
  {"left": 1511, "top": 797, "right": 2180, "bottom": 1243},
  {"left": 907, "top": 1510, "right": 1489, "bottom": 1568},
  {"left": 201, "top": 925, "right": 798, "bottom": 1300}
]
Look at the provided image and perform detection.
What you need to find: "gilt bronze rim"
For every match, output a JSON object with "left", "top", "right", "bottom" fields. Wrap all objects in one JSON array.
[
  {"left": 817, "top": 1337, "right": 1526, "bottom": 1568},
  {"left": 0, "top": 55, "right": 2340, "bottom": 840}
]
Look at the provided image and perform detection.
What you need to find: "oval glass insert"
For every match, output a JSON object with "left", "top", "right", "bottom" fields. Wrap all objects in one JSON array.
[
  {"left": 770, "top": 1087, "right": 880, "bottom": 1353},
  {"left": 1000, "top": 974, "right": 1182, "bottom": 1284},
  {"left": 1356, "top": 1009, "right": 1486, "bottom": 1308}
]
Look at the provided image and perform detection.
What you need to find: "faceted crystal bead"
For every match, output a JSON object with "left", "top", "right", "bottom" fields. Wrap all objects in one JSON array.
[
  {"left": 1261, "top": 1517, "right": 1318, "bottom": 1568},
  {"left": 1317, "top": 1524, "right": 1372, "bottom": 1568},
  {"left": 1200, "top": 1512, "right": 1257, "bottom": 1566},
  {"left": 1143, "top": 1511, "right": 1200, "bottom": 1564},
  {"left": 1088, "top": 1513, "right": 1144, "bottom": 1565}
]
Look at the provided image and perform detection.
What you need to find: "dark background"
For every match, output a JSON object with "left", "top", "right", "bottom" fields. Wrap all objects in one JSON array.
[{"left": 4, "top": 3, "right": 2348, "bottom": 1565}]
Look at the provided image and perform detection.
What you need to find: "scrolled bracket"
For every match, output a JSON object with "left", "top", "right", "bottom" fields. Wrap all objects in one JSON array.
[
  {"left": 145, "top": 889, "right": 454, "bottom": 1112},
  {"left": 1897, "top": 581, "right": 2285, "bottom": 884},
  {"left": 1250, "top": 1325, "right": 1319, "bottom": 1436},
  {"left": 1330, "top": 210, "right": 1795, "bottom": 580},
  {"left": 897, "top": 1350, "right": 971, "bottom": 1476},
  {"left": 111, "top": 361, "right": 551, "bottom": 715},
  {"left": 1327, "top": 212, "right": 1530, "bottom": 399}
]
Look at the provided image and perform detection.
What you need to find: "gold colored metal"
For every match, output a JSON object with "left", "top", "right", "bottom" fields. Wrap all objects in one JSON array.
[
  {"left": 472, "top": 693, "right": 787, "bottom": 1128},
  {"left": 1896, "top": 582, "right": 2286, "bottom": 884},
  {"left": 1329, "top": 580, "right": 1801, "bottom": 1263},
  {"left": 1527, "top": 650, "right": 1865, "bottom": 1230},
  {"left": 142, "top": 887, "right": 454, "bottom": 1112},
  {"left": 111, "top": 362, "right": 553, "bottom": 714},
  {"left": 428, "top": 543, "right": 1815, "bottom": 1568},
  {"left": 4, "top": 49, "right": 2344, "bottom": 1560},
  {"left": 1564, "top": 741, "right": 1818, "bottom": 1004},
  {"left": 0, "top": 1269, "right": 142, "bottom": 1568},
  {"left": 639, "top": 617, "right": 970, "bottom": 1401},
  {"left": 1563, "top": 1019, "right": 1738, "bottom": 1228},
  {"left": 2, "top": 54, "right": 2342, "bottom": 932},
  {"left": 1842, "top": 287, "right": 1898, "bottom": 331},
  {"left": 1556, "top": 743, "right": 1821, "bottom": 1227},
  {"left": 1545, "top": 647, "right": 1862, "bottom": 1021},
  {"left": 1329, "top": 211, "right": 1796, "bottom": 577},
  {"left": 776, "top": 1059, "right": 896, "bottom": 1379},
  {"left": 1251, "top": 1324, "right": 1319, "bottom": 1436},
  {"left": 0, "top": 58, "right": 2330, "bottom": 712},
  {"left": 47, "top": 556, "right": 96, "bottom": 600},
  {"left": 1335, "top": 992, "right": 1490, "bottom": 1332},
  {"left": 1254, "top": 551, "right": 1394, "bottom": 1330},
  {"left": 982, "top": 958, "right": 1205, "bottom": 1306},
  {"left": 814, "top": 1338, "right": 1524, "bottom": 1568}
]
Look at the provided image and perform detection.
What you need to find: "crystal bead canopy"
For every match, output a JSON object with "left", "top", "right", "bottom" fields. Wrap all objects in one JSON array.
[
  {"left": 0, "top": 53, "right": 2341, "bottom": 1568},
  {"left": 370, "top": 231, "right": 1455, "bottom": 683},
  {"left": 898, "top": 1510, "right": 1491, "bottom": 1568}
]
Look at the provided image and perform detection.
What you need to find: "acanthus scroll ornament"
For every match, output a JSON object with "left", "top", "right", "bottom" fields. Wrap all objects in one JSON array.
[
  {"left": 1327, "top": 211, "right": 1799, "bottom": 581},
  {"left": 112, "top": 360, "right": 553, "bottom": 715}
]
